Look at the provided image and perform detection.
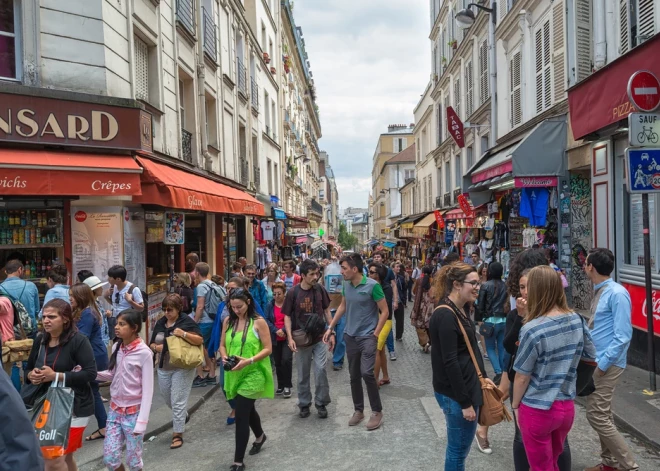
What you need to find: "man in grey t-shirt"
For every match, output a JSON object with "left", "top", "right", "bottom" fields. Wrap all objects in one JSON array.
[
  {"left": 193, "top": 262, "right": 217, "bottom": 387},
  {"left": 325, "top": 253, "right": 388, "bottom": 431}
]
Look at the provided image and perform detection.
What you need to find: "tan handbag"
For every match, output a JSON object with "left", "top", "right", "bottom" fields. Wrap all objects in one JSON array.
[
  {"left": 2, "top": 321, "right": 33, "bottom": 365},
  {"left": 438, "top": 304, "right": 512, "bottom": 426},
  {"left": 166, "top": 335, "right": 203, "bottom": 369}
]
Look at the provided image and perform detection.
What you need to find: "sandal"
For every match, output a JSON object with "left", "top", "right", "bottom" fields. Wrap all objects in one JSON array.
[
  {"left": 85, "top": 429, "right": 105, "bottom": 441},
  {"left": 379, "top": 378, "right": 391, "bottom": 386},
  {"left": 170, "top": 435, "right": 183, "bottom": 449}
]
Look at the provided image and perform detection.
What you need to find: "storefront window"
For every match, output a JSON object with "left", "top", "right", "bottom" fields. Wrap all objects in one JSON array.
[{"left": 624, "top": 192, "right": 659, "bottom": 272}]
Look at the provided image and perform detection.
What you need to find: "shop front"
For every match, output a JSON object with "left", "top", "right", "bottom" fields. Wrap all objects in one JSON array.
[
  {"left": 253, "top": 194, "right": 287, "bottom": 274},
  {"left": 567, "top": 33, "right": 660, "bottom": 372},
  {"left": 464, "top": 118, "right": 567, "bottom": 278}
]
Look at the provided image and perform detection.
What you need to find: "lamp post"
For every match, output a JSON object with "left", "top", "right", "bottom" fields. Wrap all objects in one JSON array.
[{"left": 456, "top": 2, "right": 497, "bottom": 148}]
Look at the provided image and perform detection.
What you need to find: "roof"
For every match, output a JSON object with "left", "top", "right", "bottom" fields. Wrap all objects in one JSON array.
[{"left": 386, "top": 143, "right": 416, "bottom": 164}]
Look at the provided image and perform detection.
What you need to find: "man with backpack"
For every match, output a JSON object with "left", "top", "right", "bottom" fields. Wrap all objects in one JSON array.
[
  {"left": 104, "top": 265, "right": 144, "bottom": 337},
  {"left": 283, "top": 259, "right": 335, "bottom": 419},
  {"left": 193, "top": 262, "right": 225, "bottom": 387},
  {"left": 1, "top": 260, "right": 39, "bottom": 337}
]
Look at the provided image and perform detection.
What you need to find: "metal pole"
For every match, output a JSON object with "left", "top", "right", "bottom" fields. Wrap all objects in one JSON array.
[
  {"left": 642, "top": 193, "right": 657, "bottom": 390},
  {"left": 489, "top": 1, "right": 497, "bottom": 148}
]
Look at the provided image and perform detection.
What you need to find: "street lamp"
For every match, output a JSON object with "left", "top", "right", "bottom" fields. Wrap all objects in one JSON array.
[{"left": 456, "top": 2, "right": 497, "bottom": 148}]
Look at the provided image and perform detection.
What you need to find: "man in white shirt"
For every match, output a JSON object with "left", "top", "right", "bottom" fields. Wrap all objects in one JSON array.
[{"left": 104, "top": 265, "right": 144, "bottom": 337}]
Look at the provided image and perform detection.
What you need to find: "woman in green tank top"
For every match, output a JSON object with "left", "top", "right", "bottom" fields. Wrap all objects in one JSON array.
[{"left": 220, "top": 288, "right": 274, "bottom": 471}]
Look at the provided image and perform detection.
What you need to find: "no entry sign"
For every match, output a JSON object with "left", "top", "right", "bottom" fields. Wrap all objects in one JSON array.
[{"left": 628, "top": 70, "right": 660, "bottom": 112}]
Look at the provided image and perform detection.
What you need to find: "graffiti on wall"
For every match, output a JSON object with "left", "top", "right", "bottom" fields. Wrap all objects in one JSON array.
[{"left": 570, "top": 173, "right": 593, "bottom": 310}]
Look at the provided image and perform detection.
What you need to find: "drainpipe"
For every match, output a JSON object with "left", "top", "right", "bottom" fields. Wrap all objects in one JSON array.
[
  {"left": 594, "top": 0, "right": 607, "bottom": 69},
  {"left": 197, "top": 3, "right": 211, "bottom": 170}
]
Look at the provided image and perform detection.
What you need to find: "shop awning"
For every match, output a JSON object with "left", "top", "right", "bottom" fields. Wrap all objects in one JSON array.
[
  {"left": 414, "top": 213, "right": 437, "bottom": 228},
  {"left": 273, "top": 208, "right": 287, "bottom": 220},
  {"left": 444, "top": 208, "right": 468, "bottom": 219},
  {"left": 0, "top": 149, "right": 142, "bottom": 196},
  {"left": 382, "top": 241, "right": 397, "bottom": 249},
  {"left": 365, "top": 239, "right": 379, "bottom": 246},
  {"left": 568, "top": 33, "right": 660, "bottom": 140},
  {"left": 133, "top": 157, "right": 264, "bottom": 216}
]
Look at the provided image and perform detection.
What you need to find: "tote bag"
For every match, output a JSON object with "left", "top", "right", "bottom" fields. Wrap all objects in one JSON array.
[
  {"left": 166, "top": 335, "right": 204, "bottom": 369},
  {"left": 31, "top": 373, "right": 74, "bottom": 460}
]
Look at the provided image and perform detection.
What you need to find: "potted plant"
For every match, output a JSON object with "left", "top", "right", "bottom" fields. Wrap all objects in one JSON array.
[
  {"left": 441, "top": 56, "right": 447, "bottom": 65},
  {"left": 449, "top": 39, "right": 457, "bottom": 50},
  {"left": 263, "top": 52, "right": 270, "bottom": 64},
  {"left": 270, "top": 66, "right": 276, "bottom": 74}
]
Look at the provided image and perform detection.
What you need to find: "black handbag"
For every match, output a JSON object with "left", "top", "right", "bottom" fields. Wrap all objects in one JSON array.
[
  {"left": 479, "top": 322, "right": 495, "bottom": 338},
  {"left": 20, "top": 344, "right": 49, "bottom": 409}
]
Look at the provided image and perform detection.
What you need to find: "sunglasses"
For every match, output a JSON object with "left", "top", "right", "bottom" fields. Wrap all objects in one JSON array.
[{"left": 368, "top": 270, "right": 378, "bottom": 275}]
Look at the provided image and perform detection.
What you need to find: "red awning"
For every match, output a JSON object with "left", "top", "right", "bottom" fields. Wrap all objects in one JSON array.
[
  {"left": 0, "top": 149, "right": 142, "bottom": 196},
  {"left": 133, "top": 157, "right": 264, "bottom": 216},
  {"left": 568, "top": 34, "right": 660, "bottom": 140},
  {"left": 444, "top": 208, "right": 469, "bottom": 219}
]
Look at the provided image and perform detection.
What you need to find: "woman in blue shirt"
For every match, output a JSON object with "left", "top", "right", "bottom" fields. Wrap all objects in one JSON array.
[{"left": 69, "top": 283, "right": 109, "bottom": 442}]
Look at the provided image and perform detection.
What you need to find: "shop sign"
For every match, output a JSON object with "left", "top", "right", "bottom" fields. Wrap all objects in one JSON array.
[
  {"left": 0, "top": 168, "right": 141, "bottom": 196},
  {"left": 433, "top": 210, "right": 444, "bottom": 229},
  {"left": 444, "top": 220, "right": 456, "bottom": 244},
  {"left": 401, "top": 222, "right": 414, "bottom": 229},
  {"left": 0, "top": 92, "right": 152, "bottom": 151},
  {"left": 472, "top": 161, "right": 513, "bottom": 183},
  {"left": 623, "top": 282, "right": 660, "bottom": 337},
  {"left": 514, "top": 176, "right": 558, "bottom": 188},
  {"left": 164, "top": 212, "right": 185, "bottom": 245},
  {"left": 457, "top": 194, "right": 474, "bottom": 218}
]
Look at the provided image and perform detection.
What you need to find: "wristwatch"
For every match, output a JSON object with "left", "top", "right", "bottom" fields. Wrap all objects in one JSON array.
[{"left": 250, "top": 357, "right": 254, "bottom": 365}]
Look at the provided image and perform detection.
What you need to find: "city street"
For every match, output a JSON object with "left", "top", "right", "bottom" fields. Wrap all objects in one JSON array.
[{"left": 80, "top": 307, "right": 660, "bottom": 471}]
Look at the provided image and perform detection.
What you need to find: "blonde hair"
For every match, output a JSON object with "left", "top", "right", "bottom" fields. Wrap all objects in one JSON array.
[
  {"left": 525, "top": 265, "right": 569, "bottom": 323},
  {"left": 176, "top": 272, "right": 192, "bottom": 288},
  {"left": 432, "top": 262, "right": 477, "bottom": 300}
]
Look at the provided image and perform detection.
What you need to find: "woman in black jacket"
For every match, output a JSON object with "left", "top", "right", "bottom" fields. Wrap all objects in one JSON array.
[
  {"left": 25, "top": 298, "right": 97, "bottom": 471},
  {"left": 429, "top": 262, "right": 495, "bottom": 471}
]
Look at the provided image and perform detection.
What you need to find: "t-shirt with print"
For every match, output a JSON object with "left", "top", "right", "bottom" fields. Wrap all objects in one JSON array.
[
  {"left": 281, "top": 284, "right": 330, "bottom": 332},
  {"left": 111, "top": 282, "right": 144, "bottom": 318},
  {"left": 261, "top": 221, "right": 276, "bottom": 240},
  {"left": 195, "top": 280, "right": 216, "bottom": 324},
  {"left": 341, "top": 275, "right": 385, "bottom": 337}
]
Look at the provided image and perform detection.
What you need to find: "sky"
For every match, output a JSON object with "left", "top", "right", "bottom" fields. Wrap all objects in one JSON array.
[{"left": 293, "top": 0, "right": 431, "bottom": 211}]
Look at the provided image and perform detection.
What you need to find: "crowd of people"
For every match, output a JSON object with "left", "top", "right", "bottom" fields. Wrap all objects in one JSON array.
[{"left": 0, "top": 246, "right": 641, "bottom": 471}]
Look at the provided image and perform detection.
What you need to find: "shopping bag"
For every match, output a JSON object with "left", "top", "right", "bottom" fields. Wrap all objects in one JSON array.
[
  {"left": 166, "top": 335, "right": 204, "bottom": 369},
  {"left": 31, "top": 374, "right": 74, "bottom": 459}
]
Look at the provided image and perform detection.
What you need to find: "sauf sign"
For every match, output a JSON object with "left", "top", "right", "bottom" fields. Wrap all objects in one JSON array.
[{"left": 0, "top": 92, "right": 152, "bottom": 151}]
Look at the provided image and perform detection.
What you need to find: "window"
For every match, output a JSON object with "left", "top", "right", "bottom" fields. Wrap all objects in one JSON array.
[
  {"left": 179, "top": 80, "right": 186, "bottom": 128},
  {"left": 261, "top": 23, "right": 267, "bottom": 52},
  {"left": 479, "top": 39, "right": 489, "bottom": 105},
  {"left": 405, "top": 169, "right": 415, "bottom": 180},
  {"left": 481, "top": 135, "right": 489, "bottom": 155},
  {"left": 0, "top": 0, "right": 20, "bottom": 80},
  {"left": 427, "top": 177, "right": 432, "bottom": 210},
  {"left": 467, "top": 146, "right": 474, "bottom": 170},
  {"left": 454, "top": 154, "right": 462, "bottom": 189},
  {"left": 535, "top": 19, "right": 552, "bottom": 113},
  {"left": 267, "top": 160, "right": 273, "bottom": 194},
  {"left": 510, "top": 50, "right": 522, "bottom": 127},
  {"left": 423, "top": 178, "right": 428, "bottom": 211},
  {"left": 134, "top": 36, "right": 150, "bottom": 101},
  {"left": 274, "top": 162, "right": 279, "bottom": 196},
  {"left": 620, "top": 0, "right": 656, "bottom": 54},
  {"left": 264, "top": 90, "right": 270, "bottom": 134},
  {"left": 465, "top": 60, "right": 474, "bottom": 118},
  {"left": 444, "top": 160, "right": 451, "bottom": 194},
  {"left": 444, "top": 93, "right": 450, "bottom": 140},
  {"left": 454, "top": 78, "right": 461, "bottom": 119},
  {"left": 436, "top": 103, "right": 442, "bottom": 146},
  {"left": 575, "top": 0, "right": 592, "bottom": 82},
  {"left": 393, "top": 137, "right": 407, "bottom": 152},
  {"left": 271, "top": 100, "right": 277, "bottom": 138}
]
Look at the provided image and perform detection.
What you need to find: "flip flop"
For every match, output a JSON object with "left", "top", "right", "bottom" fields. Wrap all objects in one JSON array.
[
  {"left": 170, "top": 436, "right": 184, "bottom": 449},
  {"left": 85, "top": 429, "right": 105, "bottom": 441},
  {"left": 379, "top": 379, "right": 391, "bottom": 386}
]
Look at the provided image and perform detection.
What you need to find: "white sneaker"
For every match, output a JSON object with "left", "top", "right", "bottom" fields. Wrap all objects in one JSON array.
[
  {"left": 475, "top": 434, "right": 493, "bottom": 454},
  {"left": 389, "top": 351, "right": 397, "bottom": 361}
]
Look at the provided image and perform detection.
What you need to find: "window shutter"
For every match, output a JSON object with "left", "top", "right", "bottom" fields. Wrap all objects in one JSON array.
[
  {"left": 479, "top": 39, "right": 489, "bottom": 105},
  {"left": 498, "top": 0, "right": 508, "bottom": 23},
  {"left": 465, "top": 60, "right": 473, "bottom": 118},
  {"left": 454, "top": 78, "right": 461, "bottom": 119},
  {"left": 134, "top": 36, "right": 149, "bottom": 102},
  {"left": 638, "top": 0, "right": 656, "bottom": 42},
  {"left": 535, "top": 20, "right": 552, "bottom": 113},
  {"left": 619, "top": 0, "right": 630, "bottom": 54},
  {"left": 437, "top": 103, "right": 442, "bottom": 146},
  {"left": 575, "top": 0, "right": 592, "bottom": 82},
  {"left": 402, "top": 138, "right": 408, "bottom": 149},
  {"left": 444, "top": 93, "right": 450, "bottom": 140},
  {"left": 510, "top": 51, "right": 522, "bottom": 127},
  {"left": 552, "top": 0, "right": 565, "bottom": 103}
]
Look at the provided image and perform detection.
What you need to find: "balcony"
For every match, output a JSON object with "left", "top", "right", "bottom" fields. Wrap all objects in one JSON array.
[
  {"left": 202, "top": 7, "right": 217, "bottom": 61},
  {"left": 175, "top": 0, "right": 195, "bottom": 37},
  {"left": 284, "top": 111, "right": 291, "bottom": 129},
  {"left": 443, "top": 193, "right": 451, "bottom": 208},
  {"left": 250, "top": 77, "right": 259, "bottom": 111},
  {"left": 435, "top": 196, "right": 441, "bottom": 209},
  {"left": 253, "top": 165, "right": 261, "bottom": 192},
  {"left": 308, "top": 198, "right": 324, "bottom": 217},
  {"left": 237, "top": 59, "right": 247, "bottom": 95},
  {"left": 240, "top": 158, "right": 249, "bottom": 186},
  {"left": 453, "top": 188, "right": 462, "bottom": 200},
  {"left": 181, "top": 128, "right": 193, "bottom": 163}
]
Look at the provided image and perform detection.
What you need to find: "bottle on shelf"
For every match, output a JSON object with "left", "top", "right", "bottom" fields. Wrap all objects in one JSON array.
[{"left": 31, "top": 260, "right": 37, "bottom": 278}]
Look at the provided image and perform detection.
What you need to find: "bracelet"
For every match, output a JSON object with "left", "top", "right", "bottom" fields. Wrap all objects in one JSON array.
[
  {"left": 183, "top": 332, "right": 187, "bottom": 339},
  {"left": 250, "top": 357, "right": 254, "bottom": 365}
]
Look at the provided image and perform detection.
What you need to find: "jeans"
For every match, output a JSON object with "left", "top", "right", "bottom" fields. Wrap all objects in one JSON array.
[
  {"left": 234, "top": 394, "right": 264, "bottom": 463},
  {"left": 484, "top": 322, "right": 509, "bottom": 374},
  {"left": 296, "top": 341, "right": 331, "bottom": 408},
  {"left": 272, "top": 341, "right": 293, "bottom": 389},
  {"left": 386, "top": 330, "right": 395, "bottom": 353},
  {"left": 91, "top": 381, "right": 108, "bottom": 429},
  {"left": 434, "top": 392, "right": 478, "bottom": 471},
  {"left": 332, "top": 310, "right": 346, "bottom": 367},
  {"left": 345, "top": 334, "right": 382, "bottom": 413},
  {"left": 519, "top": 401, "right": 575, "bottom": 471}
]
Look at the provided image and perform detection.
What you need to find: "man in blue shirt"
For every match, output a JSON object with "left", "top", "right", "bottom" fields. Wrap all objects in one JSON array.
[
  {"left": 584, "top": 248, "right": 639, "bottom": 471},
  {"left": 0, "top": 259, "right": 40, "bottom": 330},
  {"left": 244, "top": 264, "right": 268, "bottom": 313}
]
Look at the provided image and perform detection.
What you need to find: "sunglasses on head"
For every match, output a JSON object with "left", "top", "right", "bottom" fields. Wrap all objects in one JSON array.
[{"left": 229, "top": 287, "right": 247, "bottom": 298}]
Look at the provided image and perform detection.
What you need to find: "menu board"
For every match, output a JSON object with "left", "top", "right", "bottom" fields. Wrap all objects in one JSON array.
[
  {"left": 123, "top": 208, "right": 146, "bottom": 290},
  {"left": 629, "top": 194, "right": 656, "bottom": 269},
  {"left": 71, "top": 207, "right": 123, "bottom": 281}
]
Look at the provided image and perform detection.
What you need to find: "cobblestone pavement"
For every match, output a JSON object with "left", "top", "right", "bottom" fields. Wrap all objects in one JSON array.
[{"left": 82, "top": 305, "right": 660, "bottom": 471}]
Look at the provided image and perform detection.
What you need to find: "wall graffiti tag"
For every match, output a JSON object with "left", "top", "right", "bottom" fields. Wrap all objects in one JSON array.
[{"left": 570, "top": 173, "right": 593, "bottom": 310}]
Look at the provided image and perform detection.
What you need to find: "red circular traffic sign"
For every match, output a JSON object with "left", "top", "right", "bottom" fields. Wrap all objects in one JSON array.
[{"left": 628, "top": 70, "right": 660, "bottom": 112}]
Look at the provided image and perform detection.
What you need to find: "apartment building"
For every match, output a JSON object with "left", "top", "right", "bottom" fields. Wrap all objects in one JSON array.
[
  {"left": 413, "top": 82, "right": 436, "bottom": 214},
  {"left": 319, "top": 150, "right": 339, "bottom": 238}
]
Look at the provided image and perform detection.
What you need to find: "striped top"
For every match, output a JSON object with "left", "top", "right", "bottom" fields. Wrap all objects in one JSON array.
[{"left": 514, "top": 312, "right": 596, "bottom": 410}]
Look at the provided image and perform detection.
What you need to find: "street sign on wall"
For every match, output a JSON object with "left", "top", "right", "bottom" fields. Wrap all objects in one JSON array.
[
  {"left": 629, "top": 112, "right": 660, "bottom": 146},
  {"left": 627, "top": 70, "right": 660, "bottom": 112},
  {"left": 446, "top": 106, "right": 465, "bottom": 148},
  {"left": 626, "top": 148, "right": 660, "bottom": 193}
]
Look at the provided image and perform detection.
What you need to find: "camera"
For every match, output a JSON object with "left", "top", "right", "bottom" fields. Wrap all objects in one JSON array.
[{"left": 223, "top": 356, "right": 239, "bottom": 371}]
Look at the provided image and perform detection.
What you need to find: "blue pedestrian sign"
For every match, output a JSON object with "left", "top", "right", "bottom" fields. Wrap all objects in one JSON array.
[{"left": 627, "top": 148, "right": 660, "bottom": 193}]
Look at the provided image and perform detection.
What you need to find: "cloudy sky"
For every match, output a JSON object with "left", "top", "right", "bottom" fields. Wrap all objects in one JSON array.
[{"left": 294, "top": 0, "right": 430, "bottom": 211}]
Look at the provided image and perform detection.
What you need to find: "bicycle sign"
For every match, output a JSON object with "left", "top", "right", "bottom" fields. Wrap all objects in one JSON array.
[
  {"left": 629, "top": 113, "right": 660, "bottom": 146},
  {"left": 626, "top": 148, "right": 660, "bottom": 193}
]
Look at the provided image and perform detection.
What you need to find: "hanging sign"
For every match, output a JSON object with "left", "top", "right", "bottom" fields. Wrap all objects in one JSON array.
[
  {"left": 444, "top": 220, "right": 456, "bottom": 244},
  {"left": 434, "top": 210, "right": 445, "bottom": 229},
  {"left": 457, "top": 194, "right": 474, "bottom": 218},
  {"left": 446, "top": 106, "right": 465, "bottom": 148}
]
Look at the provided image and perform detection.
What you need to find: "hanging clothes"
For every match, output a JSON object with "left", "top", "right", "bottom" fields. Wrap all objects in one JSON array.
[{"left": 519, "top": 188, "right": 550, "bottom": 226}]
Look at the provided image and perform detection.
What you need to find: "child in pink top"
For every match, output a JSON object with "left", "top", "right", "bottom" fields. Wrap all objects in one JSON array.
[{"left": 97, "top": 309, "right": 154, "bottom": 471}]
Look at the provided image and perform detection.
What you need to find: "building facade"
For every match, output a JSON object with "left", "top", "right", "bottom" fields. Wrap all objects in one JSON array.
[{"left": 319, "top": 150, "right": 339, "bottom": 238}]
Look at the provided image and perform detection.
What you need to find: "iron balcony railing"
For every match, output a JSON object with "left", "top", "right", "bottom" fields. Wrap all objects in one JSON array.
[
  {"left": 453, "top": 188, "right": 462, "bottom": 200},
  {"left": 240, "top": 158, "right": 249, "bottom": 186},
  {"left": 435, "top": 196, "right": 442, "bottom": 209},
  {"left": 443, "top": 193, "right": 451, "bottom": 208},
  {"left": 237, "top": 59, "right": 247, "bottom": 94},
  {"left": 202, "top": 7, "right": 217, "bottom": 61},
  {"left": 309, "top": 198, "right": 323, "bottom": 215},
  {"left": 181, "top": 128, "right": 193, "bottom": 163},
  {"left": 250, "top": 77, "right": 259, "bottom": 111},
  {"left": 175, "top": 0, "right": 195, "bottom": 37}
]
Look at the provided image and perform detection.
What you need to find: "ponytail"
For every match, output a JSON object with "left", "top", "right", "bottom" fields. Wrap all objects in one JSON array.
[{"left": 432, "top": 262, "right": 477, "bottom": 299}]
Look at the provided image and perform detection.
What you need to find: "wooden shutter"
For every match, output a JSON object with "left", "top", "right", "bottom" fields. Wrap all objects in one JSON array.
[
  {"left": 444, "top": 92, "right": 450, "bottom": 140},
  {"left": 535, "top": 19, "right": 552, "bottom": 113},
  {"left": 498, "top": 0, "right": 508, "bottom": 23},
  {"left": 619, "top": 0, "right": 630, "bottom": 54},
  {"left": 465, "top": 60, "right": 473, "bottom": 117},
  {"left": 479, "top": 39, "right": 489, "bottom": 105},
  {"left": 454, "top": 77, "right": 461, "bottom": 119},
  {"left": 134, "top": 36, "right": 149, "bottom": 102},
  {"left": 510, "top": 51, "right": 522, "bottom": 127},
  {"left": 436, "top": 103, "right": 442, "bottom": 146},
  {"left": 552, "top": 0, "right": 565, "bottom": 103},
  {"left": 638, "top": 0, "right": 656, "bottom": 42},
  {"left": 575, "top": 0, "right": 592, "bottom": 81}
]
